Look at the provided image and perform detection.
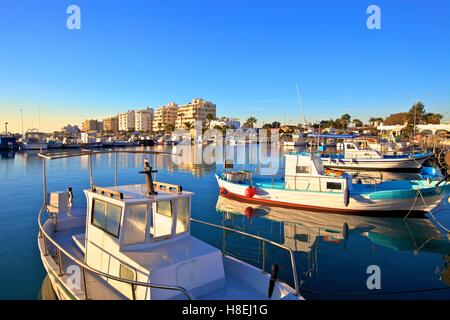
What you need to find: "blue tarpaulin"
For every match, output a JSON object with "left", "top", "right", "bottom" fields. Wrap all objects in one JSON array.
[{"left": 307, "top": 133, "right": 358, "bottom": 139}]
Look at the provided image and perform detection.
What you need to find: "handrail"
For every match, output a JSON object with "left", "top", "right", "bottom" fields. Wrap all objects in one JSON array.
[
  {"left": 190, "top": 218, "right": 300, "bottom": 295},
  {"left": 38, "top": 149, "right": 176, "bottom": 160},
  {"left": 38, "top": 206, "right": 194, "bottom": 300}
]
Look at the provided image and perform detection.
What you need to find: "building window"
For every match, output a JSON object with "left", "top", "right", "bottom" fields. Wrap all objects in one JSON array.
[
  {"left": 91, "top": 199, "right": 122, "bottom": 237},
  {"left": 296, "top": 166, "right": 310, "bottom": 174},
  {"left": 326, "top": 182, "right": 342, "bottom": 190}
]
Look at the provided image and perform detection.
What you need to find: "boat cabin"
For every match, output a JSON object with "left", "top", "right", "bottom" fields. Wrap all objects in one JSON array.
[
  {"left": 284, "top": 153, "right": 351, "bottom": 193},
  {"left": 64, "top": 183, "right": 227, "bottom": 300},
  {"left": 337, "top": 141, "right": 382, "bottom": 159}
]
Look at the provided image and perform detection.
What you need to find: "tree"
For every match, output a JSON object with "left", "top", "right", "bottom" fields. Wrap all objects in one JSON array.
[
  {"left": 262, "top": 123, "right": 272, "bottom": 129},
  {"left": 206, "top": 113, "right": 215, "bottom": 128},
  {"left": 368, "top": 117, "right": 384, "bottom": 127},
  {"left": 425, "top": 112, "right": 443, "bottom": 124},
  {"left": 164, "top": 123, "right": 174, "bottom": 132},
  {"left": 184, "top": 122, "right": 194, "bottom": 130},
  {"left": 271, "top": 121, "right": 281, "bottom": 128},
  {"left": 352, "top": 118, "right": 363, "bottom": 128},
  {"left": 384, "top": 112, "right": 407, "bottom": 125},
  {"left": 339, "top": 113, "right": 351, "bottom": 129},
  {"left": 405, "top": 101, "right": 427, "bottom": 137},
  {"left": 245, "top": 117, "right": 257, "bottom": 128}
]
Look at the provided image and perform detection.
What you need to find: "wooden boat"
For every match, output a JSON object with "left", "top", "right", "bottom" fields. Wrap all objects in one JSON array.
[
  {"left": 37, "top": 150, "right": 301, "bottom": 300},
  {"left": 321, "top": 141, "right": 430, "bottom": 171},
  {"left": 216, "top": 152, "right": 450, "bottom": 216}
]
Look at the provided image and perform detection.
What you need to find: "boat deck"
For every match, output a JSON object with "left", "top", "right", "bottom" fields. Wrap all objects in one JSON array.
[{"left": 197, "top": 273, "right": 267, "bottom": 300}]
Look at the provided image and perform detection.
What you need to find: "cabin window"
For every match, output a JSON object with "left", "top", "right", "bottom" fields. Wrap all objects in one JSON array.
[
  {"left": 176, "top": 198, "right": 190, "bottom": 234},
  {"left": 346, "top": 144, "right": 355, "bottom": 150},
  {"left": 157, "top": 200, "right": 172, "bottom": 218},
  {"left": 91, "top": 199, "right": 122, "bottom": 237},
  {"left": 326, "top": 182, "right": 342, "bottom": 190},
  {"left": 150, "top": 200, "right": 173, "bottom": 240},
  {"left": 119, "top": 264, "right": 135, "bottom": 281},
  {"left": 123, "top": 204, "right": 148, "bottom": 245},
  {"left": 296, "top": 166, "right": 310, "bottom": 174}
]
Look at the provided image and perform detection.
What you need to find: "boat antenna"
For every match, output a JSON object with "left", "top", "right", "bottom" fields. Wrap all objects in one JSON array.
[
  {"left": 139, "top": 158, "right": 158, "bottom": 195},
  {"left": 296, "top": 84, "right": 307, "bottom": 127}
]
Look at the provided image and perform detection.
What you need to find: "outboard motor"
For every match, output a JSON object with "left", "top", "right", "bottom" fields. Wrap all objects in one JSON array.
[{"left": 268, "top": 264, "right": 279, "bottom": 298}]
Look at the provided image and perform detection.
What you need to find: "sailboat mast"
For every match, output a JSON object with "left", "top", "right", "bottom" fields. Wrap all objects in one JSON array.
[{"left": 296, "top": 84, "right": 306, "bottom": 127}]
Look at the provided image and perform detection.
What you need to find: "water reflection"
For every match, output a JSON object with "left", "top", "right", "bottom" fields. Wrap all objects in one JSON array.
[{"left": 215, "top": 196, "right": 450, "bottom": 299}]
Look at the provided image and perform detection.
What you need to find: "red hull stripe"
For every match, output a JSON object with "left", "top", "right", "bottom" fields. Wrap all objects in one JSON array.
[{"left": 221, "top": 191, "right": 426, "bottom": 217}]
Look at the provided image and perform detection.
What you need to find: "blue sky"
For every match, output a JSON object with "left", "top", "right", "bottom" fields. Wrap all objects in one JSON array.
[{"left": 0, "top": 0, "right": 449, "bottom": 132}]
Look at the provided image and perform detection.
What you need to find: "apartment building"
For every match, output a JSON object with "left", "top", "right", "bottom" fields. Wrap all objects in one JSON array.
[
  {"left": 153, "top": 102, "right": 178, "bottom": 132},
  {"left": 175, "top": 98, "right": 216, "bottom": 129},
  {"left": 135, "top": 107, "right": 154, "bottom": 132},
  {"left": 81, "top": 119, "right": 103, "bottom": 132},
  {"left": 103, "top": 116, "right": 119, "bottom": 133},
  {"left": 118, "top": 110, "right": 136, "bottom": 132}
]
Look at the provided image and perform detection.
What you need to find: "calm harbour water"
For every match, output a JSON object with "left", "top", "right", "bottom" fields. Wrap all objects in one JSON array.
[{"left": 0, "top": 145, "right": 450, "bottom": 300}]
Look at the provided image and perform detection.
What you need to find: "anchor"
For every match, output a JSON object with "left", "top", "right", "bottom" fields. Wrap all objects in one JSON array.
[{"left": 139, "top": 159, "right": 158, "bottom": 195}]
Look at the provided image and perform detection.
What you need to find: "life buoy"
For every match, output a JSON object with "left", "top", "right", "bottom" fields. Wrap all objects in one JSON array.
[{"left": 245, "top": 186, "right": 256, "bottom": 198}]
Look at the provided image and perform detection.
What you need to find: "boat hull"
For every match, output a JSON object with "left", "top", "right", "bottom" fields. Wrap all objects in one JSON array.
[
  {"left": 216, "top": 176, "right": 448, "bottom": 217},
  {"left": 321, "top": 154, "right": 429, "bottom": 171},
  {"left": 19, "top": 142, "right": 48, "bottom": 150}
]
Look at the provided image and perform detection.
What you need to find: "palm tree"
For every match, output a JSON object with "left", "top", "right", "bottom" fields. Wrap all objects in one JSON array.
[
  {"left": 178, "top": 112, "right": 184, "bottom": 129},
  {"left": 184, "top": 122, "right": 194, "bottom": 130},
  {"left": 206, "top": 113, "right": 215, "bottom": 128},
  {"left": 164, "top": 123, "right": 175, "bottom": 132},
  {"left": 246, "top": 117, "right": 257, "bottom": 128}
]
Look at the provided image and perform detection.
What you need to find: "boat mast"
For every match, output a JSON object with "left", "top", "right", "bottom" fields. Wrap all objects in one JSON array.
[{"left": 296, "top": 84, "right": 307, "bottom": 127}]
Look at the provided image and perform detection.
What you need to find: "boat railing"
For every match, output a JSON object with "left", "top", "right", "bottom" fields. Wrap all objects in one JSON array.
[
  {"left": 38, "top": 206, "right": 195, "bottom": 300},
  {"left": 190, "top": 218, "right": 300, "bottom": 295}
]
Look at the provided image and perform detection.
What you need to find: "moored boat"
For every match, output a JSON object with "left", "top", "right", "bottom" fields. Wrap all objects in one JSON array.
[
  {"left": 37, "top": 150, "right": 302, "bottom": 300},
  {"left": 321, "top": 141, "right": 430, "bottom": 171},
  {"left": 19, "top": 130, "right": 48, "bottom": 150},
  {"left": 216, "top": 152, "right": 450, "bottom": 216}
]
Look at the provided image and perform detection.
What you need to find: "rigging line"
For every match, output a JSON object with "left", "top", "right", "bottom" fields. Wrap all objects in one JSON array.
[
  {"left": 418, "top": 189, "right": 450, "bottom": 233},
  {"left": 300, "top": 285, "right": 450, "bottom": 296}
]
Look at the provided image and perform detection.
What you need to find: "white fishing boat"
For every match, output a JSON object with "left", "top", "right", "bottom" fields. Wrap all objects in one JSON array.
[
  {"left": 37, "top": 150, "right": 301, "bottom": 300},
  {"left": 322, "top": 141, "right": 430, "bottom": 170},
  {"left": 282, "top": 134, "right": 308, "bottom": 147},
  {"left": 216, "top": 152, "right": 450, "bottom": 216},
  {"left": 19, "top": 130, "right": 48, "bottom": 150}
]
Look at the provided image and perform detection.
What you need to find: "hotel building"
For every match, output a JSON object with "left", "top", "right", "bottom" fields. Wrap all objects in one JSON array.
[
  {"left": 135, "top": 107, "right": 154, "bottom": 132},
  {"left": 175, "top": 98, "right": 216, "bottom": 129},
  {"left": 118, "top": 110, "right": 136, "bottom": 132},
  {"left": 103, "top": 116, "right": 119, "bottom": 133},
  {"left": 81, "top": 119, "right": 103, "bottom": 132},
  {"left": 153, "top": 102, "right": 178, "bottom": 132}
]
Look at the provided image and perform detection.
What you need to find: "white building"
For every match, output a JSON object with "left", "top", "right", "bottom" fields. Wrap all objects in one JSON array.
[
  {"left": 210, "top": 117, "right": 240, "bottom": 129},
  {"left": 118, "top": 110, "right": 136, "bottom": 132},
  {"left": 61, "top": 124, "right": 80, "bottom": 136},
  {"left": 176, "top": 98, "right": 216, "bottom": 129},
  {"left": 135, "top": 107, "right": 154, "bottom": 132}
]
